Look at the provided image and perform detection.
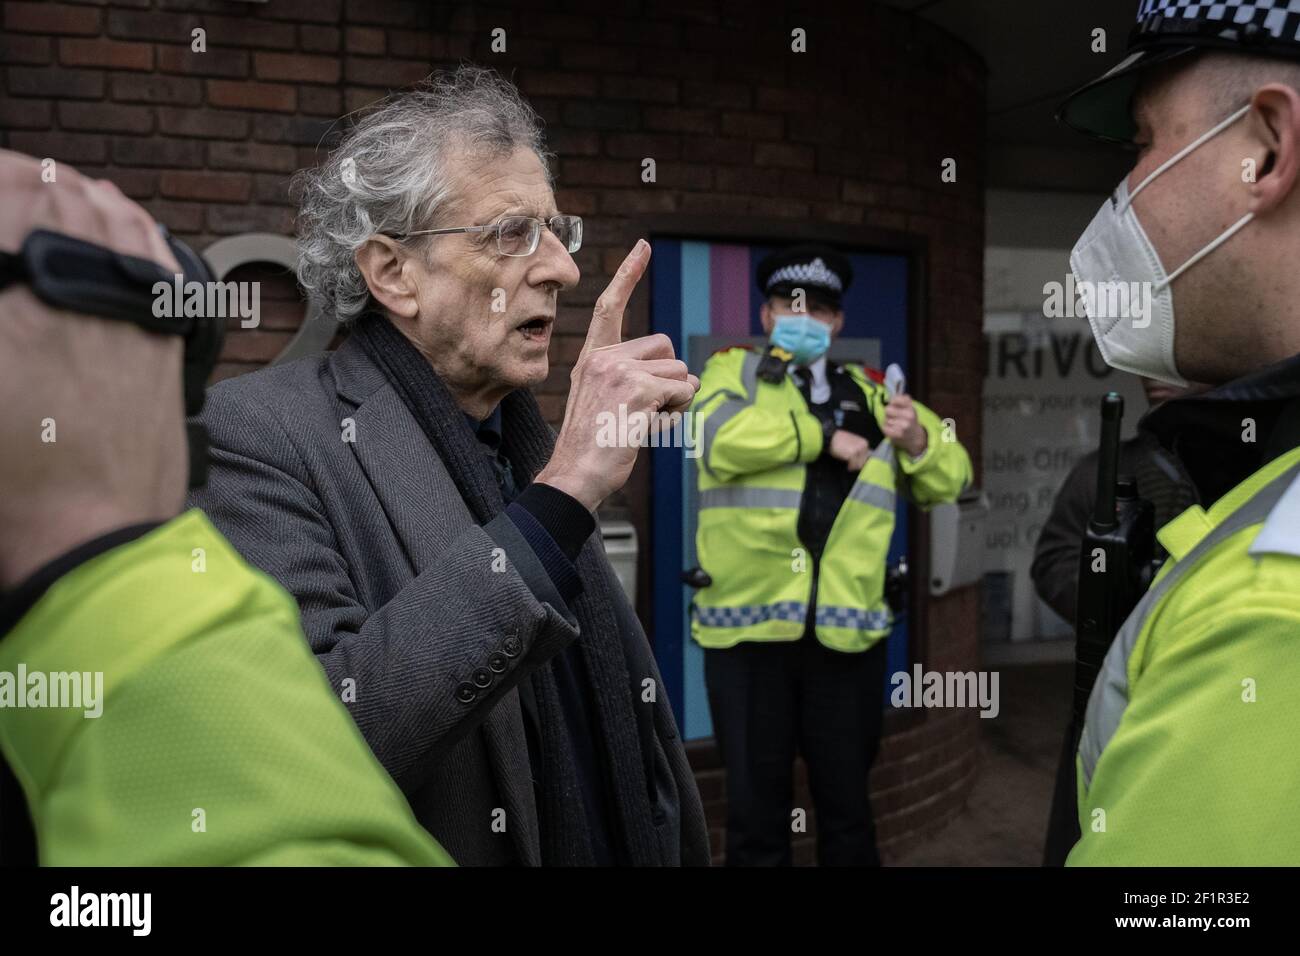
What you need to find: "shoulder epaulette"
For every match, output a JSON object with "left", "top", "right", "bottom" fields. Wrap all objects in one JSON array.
[{"left": 842, "top": 363, "right": 886, "bottom": 386}]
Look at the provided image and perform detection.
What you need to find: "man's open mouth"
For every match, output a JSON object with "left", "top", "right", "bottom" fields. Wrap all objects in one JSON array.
[{"left": 516, "top": 316, "right": 553, "bottom": 340}]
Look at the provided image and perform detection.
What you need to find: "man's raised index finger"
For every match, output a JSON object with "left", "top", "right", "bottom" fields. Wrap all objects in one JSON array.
[{"left": 583, "top": 238, "right": 650, "bottom": 356}]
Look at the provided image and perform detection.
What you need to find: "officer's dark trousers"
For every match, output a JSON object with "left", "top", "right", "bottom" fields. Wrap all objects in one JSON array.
[{"left": 705, "top": 635, "right": 889, "bottom": 866}]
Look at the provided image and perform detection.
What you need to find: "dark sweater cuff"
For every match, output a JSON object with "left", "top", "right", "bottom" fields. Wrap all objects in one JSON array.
[
  {"left": 504, "top": 501, "right": 583, "bottom": 604},
  {"left": 512, "top": 482, "right": 595, "bottom": 562}
]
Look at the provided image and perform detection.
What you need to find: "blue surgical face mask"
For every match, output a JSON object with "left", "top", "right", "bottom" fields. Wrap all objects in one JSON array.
[{"left": 770, "top": 313, "right": 831, "bottom": 366}]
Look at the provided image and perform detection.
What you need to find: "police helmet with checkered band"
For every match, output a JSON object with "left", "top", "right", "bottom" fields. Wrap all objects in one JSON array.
[
  {"left": 755, "top": 245, "right": 853, "bottom": 311},
  {"left": 1059, "top": 0, "right": 1300, "bottom": 144}
]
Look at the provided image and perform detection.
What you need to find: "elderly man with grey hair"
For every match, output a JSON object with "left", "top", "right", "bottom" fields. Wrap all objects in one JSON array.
[{"left": 189, "top": 66, "right": 708, "bottom": 866}]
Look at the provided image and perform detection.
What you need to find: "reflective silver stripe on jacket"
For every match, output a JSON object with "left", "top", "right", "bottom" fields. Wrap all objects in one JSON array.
[
  {"left": 699, "top": 487, "right": 802, "bottom": 510},
  {"left": 1078, "top": 461, "right": 1300, "bottom": 791},
  {"left": 847, "top": 481, "right": 895, "bottom": 512},
  {"left": 844, "top": 442, "right": 898, "bottom": 511},
  {"left": 1249, "top": 467, "right": 1300, "bottom": 558},
  {"left": 698, "top": 352, "right": 762, "bottom": 481},
  {"left": 740, "top": 350, "right": 759, "bottom": 396},
  {"left": 698, "top": 391, "right": 747, "bottom": 481}
]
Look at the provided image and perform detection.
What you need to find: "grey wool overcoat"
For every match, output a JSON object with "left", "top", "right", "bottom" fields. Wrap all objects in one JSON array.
[{"left": 188, "top": 335, "right": 709, "bottom": 866}]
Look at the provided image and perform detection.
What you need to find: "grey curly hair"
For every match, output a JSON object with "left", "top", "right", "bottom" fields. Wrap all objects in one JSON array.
[{"left": 293, "top": 65, "right": 552, "bottom": 325}]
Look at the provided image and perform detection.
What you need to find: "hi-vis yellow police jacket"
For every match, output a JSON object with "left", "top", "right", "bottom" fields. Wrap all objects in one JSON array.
[
  {"left": 690, "top": 347, "right": 973, "bottom": 653},
  {"left": 1069, "top": 446, "right": 1300, "bottom": 865},
  {"left": 0, "top": 510, "right": 453, "bottom": 866}
]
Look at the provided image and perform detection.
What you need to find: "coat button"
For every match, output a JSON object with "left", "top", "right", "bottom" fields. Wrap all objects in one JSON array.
[
  {"left": 488, "top": 652, "right": 508, "bottom": 674},
  {"left": 502, "top": 636, "right": 522, "bottom": 658},
  {"left": 472, "top": 668, "right": 492, "bottom": 689},
  {"left": 455, "top": 682, "right": 477, "bottom": 704}
]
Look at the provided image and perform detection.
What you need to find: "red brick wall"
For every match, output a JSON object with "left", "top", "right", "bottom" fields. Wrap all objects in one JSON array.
[{"left": 2, "top": 0, "right": 988, "bottom": 863}]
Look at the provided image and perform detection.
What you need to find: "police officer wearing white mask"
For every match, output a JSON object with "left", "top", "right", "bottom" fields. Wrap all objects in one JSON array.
[{"left": 1057, "top": 0, "right": 1300, "bottom": 864}]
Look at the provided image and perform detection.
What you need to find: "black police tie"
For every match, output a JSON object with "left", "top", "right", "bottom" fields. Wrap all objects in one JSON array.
[{"left": 793, "top": 367, "right": 815, "bottom": 404}]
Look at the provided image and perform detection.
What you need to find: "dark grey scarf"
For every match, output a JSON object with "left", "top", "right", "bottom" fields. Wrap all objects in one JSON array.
[{"left": 353, "top": 314, "right": 662, "bottom": 866}]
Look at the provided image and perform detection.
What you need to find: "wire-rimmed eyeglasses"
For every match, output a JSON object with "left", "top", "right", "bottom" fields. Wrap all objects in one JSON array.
[{"left": 389, "top": 214, "right": 583, "bottom": 257}]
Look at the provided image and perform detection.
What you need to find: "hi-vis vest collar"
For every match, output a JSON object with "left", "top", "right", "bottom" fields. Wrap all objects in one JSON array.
[{"left": 1078, "top": 456, "right": 1300, "bottom": 791}]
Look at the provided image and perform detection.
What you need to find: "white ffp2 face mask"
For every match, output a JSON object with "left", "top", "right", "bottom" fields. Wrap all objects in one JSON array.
[{"left": 1069, "top": 104, "right": 1255, "bottom": 387}]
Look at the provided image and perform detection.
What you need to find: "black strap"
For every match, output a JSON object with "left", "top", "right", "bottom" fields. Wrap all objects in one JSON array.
[
  {"left": 2, "top": 230, "right": 191, "bottom": 334},
  {"left": 792, "top": 366, "right": 812, "bottom": 400},
  {"left": 0, "top": 249, "right": 23, "bottom": 288},
  {"left": 1, "top": 228, "right": 224, "bottom": 486}
]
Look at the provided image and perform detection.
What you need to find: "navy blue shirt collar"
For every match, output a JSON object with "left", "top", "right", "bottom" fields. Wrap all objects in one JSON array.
[{"left": 465, "top": 405, "right": 503, "bottom": 450}]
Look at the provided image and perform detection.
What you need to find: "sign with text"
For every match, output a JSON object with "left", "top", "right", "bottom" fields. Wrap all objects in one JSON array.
[{"left": 982, "top": 312, "right": 1145, "bottom": 642}]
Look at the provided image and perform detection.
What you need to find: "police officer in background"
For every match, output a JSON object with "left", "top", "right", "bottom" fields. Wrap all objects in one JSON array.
[
  {"left": 691, "top": 246, "right": 972, "bottom": 866},
  {"left": 1058, "top": 0, "right": 1300, "bottom": 864},
  {"left": 1032, "top": 377, "right": 1203, "bottom": 627}
]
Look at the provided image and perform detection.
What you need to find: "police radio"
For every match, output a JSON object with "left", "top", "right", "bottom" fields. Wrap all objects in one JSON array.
[
  {"left": 1072, "top": 392, "right": 1158, "bottom": 728},
  {"left": 756, "top": 344, "right": 795, "bottom": 383},
  {"left": 1043, "top": 392, "right": 1164, "bottom": 866}
]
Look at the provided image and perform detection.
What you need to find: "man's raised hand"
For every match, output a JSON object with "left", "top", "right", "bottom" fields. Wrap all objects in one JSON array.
[{"left": 538, "top": 239, "right": 699, "bottom": 512}]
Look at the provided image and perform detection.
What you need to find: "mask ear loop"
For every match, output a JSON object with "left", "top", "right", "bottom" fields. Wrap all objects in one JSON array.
[
  {"left": 1121, "top": 103, "right": 1253, "bottom": 212},
  {"left": 1119, "top": 103, "right": 1256, "bottom": 291},
  {"left": 1159, "top": 211, "right": 1254, "bottom": 289}
]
